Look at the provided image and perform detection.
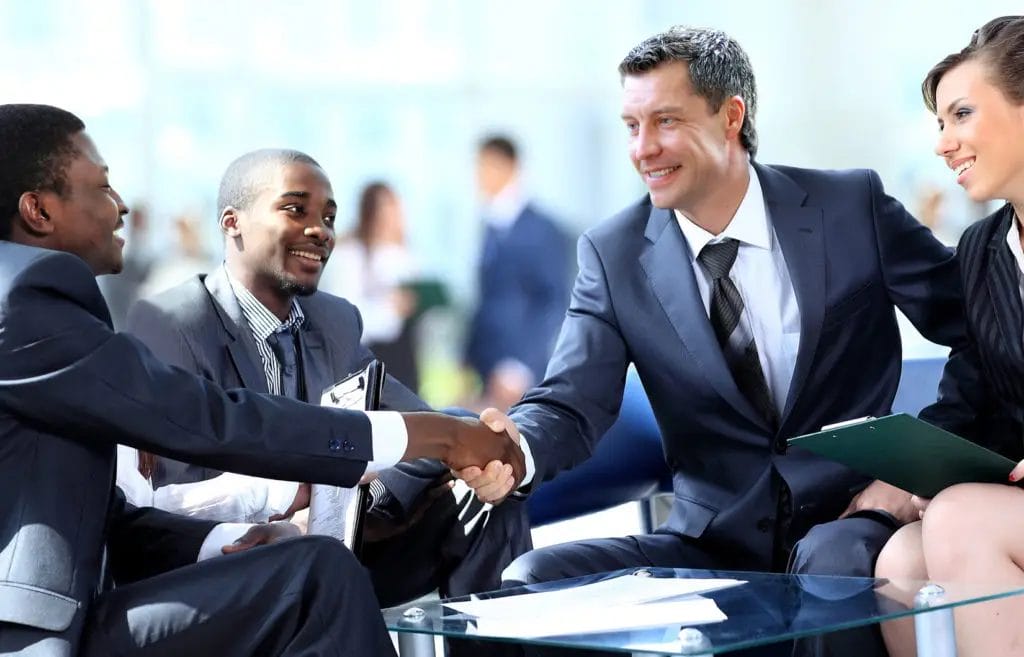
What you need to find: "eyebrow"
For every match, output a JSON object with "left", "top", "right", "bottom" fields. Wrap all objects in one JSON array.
[
  {"left": 943, "top": 96, "right": 968, "bottom": 115},
  {"left": 621, "top": 106, "right": 687, "bottom": 120},
  {"left": 279, "top": 191, "right": 337, "bottom": 210}
]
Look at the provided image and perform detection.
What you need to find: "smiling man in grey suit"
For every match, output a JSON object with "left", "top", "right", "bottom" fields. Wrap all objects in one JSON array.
[
  {"left": 0, "top": 105, "right": 526, "bottom": 657},
  {"left": 461, "top": 26, "right": 969, "bottom": 657},
  {"left": 125, "top": 149, "right": 531, "bottom": 608}
]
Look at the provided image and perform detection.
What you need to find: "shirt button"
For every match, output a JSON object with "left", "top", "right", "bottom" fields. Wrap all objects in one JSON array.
[{"left": 328, "top": 438, "right": 342, "bottom": 452}]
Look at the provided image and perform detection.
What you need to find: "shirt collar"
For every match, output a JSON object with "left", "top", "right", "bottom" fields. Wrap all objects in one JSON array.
[
  {"left": 674, "top": 163, "right": 771, "bottom": 262},
  {"left": 483, "top": 176, "right": 528, "bottom": 229},
  {"left": 223, "top": 264, "right": 306, "bottom": 341},
  {"left": 1006, "top": 212, "right": 1024, "bottom": 277}
]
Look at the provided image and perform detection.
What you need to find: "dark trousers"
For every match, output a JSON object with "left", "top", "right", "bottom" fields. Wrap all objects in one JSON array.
[
  {"left": 69, "top": 536, "right": 394, "bottom": 657},
  {"left": 788, "top": 513, "right": 897, "bottom": 657}
]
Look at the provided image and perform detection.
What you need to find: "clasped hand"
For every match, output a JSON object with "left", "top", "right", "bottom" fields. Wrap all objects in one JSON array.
[{"left": 452, "top": 408, "right": 523, "bottom": 504}]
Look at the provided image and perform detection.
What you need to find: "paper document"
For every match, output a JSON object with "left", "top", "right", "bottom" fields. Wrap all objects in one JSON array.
[
  {"left": 445, "top": 574, "right": 745, "bottom": 620},
  {"left": 468, "top": 596, "right": 727, "bottom": 639},
  {"left": 307, "top": 362, "right": 382, "bottom": 550}
]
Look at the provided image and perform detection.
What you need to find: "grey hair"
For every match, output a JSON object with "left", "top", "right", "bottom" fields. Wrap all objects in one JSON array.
[
  {"left": 619, "top": 26, "right": 759, "bottom": 156},
  {"left": 217, "top": 148, "right": 322, "bottom": 216}
]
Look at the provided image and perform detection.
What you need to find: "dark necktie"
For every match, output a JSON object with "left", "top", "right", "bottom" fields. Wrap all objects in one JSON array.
[
  {"left": 268, "top": 325, "right": 300, "bottom": 399},
  {"left": 697, "top": 239, "right": 778, "bottom": 428}
]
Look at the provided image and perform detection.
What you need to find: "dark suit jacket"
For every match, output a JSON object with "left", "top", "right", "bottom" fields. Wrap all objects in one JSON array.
[
  {"left": 465, "top": 204, "right": 570, "bottom": 382},
  {"left": 125, "top": 266, "right": 444, "bottom": 513},
  {"left": 511, "top": 163, "right": 966, "bottom": 569},
  {"left": 920, "top": 204, "right": 1024, "bottom": 458},
  {"left": 0, "top": 243, "right": 376, "bottom": 654}
]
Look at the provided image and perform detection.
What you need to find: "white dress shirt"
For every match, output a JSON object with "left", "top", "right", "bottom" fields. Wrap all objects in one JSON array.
[
  {"left": 674, "top": 164, "right": 801, "bottom": 418},
  {"left": 517, "top": 164, "right": 800, "bottom": 487}
]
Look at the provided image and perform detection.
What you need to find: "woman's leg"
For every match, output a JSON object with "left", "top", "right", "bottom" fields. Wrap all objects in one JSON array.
[
  {"left": 876, "top": 521, "right": 926, "bottom": 657},
  {"left": 923, "top": 483, "right": 1024, "bottom": 657}
]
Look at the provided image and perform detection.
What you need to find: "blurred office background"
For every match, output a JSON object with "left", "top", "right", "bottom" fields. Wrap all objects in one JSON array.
[{"left": 2, "top": 0, "right": 1019, "bottom": 406}]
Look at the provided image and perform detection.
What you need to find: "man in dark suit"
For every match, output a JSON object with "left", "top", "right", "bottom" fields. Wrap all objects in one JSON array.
[
  {"left": 125, "top": 148, "right": 531, "bottom": 606},
  {"left": 465, "top": 135, "right": 570, "bottom": 409},
  {"left": 0, "top": 104, "right": 525, "bottom": 657},
  {"left": 462, "top": 27, "right": 966, "bottom": 656}
]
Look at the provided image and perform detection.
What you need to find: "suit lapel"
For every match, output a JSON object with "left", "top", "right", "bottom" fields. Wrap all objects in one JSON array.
[
  {"left": 640, "top": 205, "right": 767, "bottom": 429},
  {"left": 986, "top": 211, "right": 1024, "bottom": 365},
  {"left": 203, "top": 267, "right": 270, "bottom": 394},
  {"left": 755, "top": 164, "right": 825, "bottom": 430}
]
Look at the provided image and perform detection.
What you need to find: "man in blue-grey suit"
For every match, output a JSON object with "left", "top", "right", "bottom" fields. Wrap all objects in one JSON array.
[
  {"left": 465, "top": 135, "right": 570, "bottom": 408},
  {"left": 125, "top": 149, "right": 531, "bottom": 609},
  {"left": 0, "top": 105, "right": 525, "bottom": 657},
  {"left": 463, "top": 26, "right": 967, "bottom": 657}
]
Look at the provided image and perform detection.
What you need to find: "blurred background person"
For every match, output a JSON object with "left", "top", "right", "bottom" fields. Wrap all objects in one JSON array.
[
  {"left": 463, "top": 135, "right": 570, "bottom": 410},
  {"left": 321, "top": 181, "right": 423, "bottom": 391},
  {"left": 139, "top": 211, "right": 217, "bottom": 298}
]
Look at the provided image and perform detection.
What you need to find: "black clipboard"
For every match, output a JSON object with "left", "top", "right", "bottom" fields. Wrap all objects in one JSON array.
[{"left": 349, "top": 359, "right": 384, "bottom": 560}]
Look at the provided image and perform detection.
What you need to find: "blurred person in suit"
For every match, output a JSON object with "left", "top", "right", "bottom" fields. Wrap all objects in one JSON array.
[
  {"left": 876, "top": 16, "right": 1024, "bottom": 657},
  {"left": 320, "top": 181, "right": 421, "bottom": 391},
  {"left": 0, "top": 104, "right": 526, "bottom": 657},
  {"left": 125, "top": 150, "right": 532, "bottom": 610},
  {"left": 459, "top": 26, "right": 967, "bottom": 657},
  {"left": 464, "top": 135, "right": 570, "bottom": 410}
]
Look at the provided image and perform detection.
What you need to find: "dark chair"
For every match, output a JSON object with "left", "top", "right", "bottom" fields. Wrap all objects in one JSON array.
[{"left": 526, "top": 370, "right": 668, "bottom": 528}]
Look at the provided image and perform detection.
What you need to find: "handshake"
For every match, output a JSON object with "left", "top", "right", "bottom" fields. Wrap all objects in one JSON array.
[{"left": 401, "top": 408, "right": 524, "bottom": 503}]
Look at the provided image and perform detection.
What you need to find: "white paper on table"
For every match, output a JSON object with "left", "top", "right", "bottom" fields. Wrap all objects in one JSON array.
[
  {"left": 467, "top": 596, "right": 727, "bottom": 639},
  {"left": 444, "top": 575, "right": 746, "bottom": 619}
]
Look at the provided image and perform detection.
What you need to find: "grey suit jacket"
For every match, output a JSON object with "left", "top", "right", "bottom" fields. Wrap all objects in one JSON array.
[
  {"left": 512, "top": 164, "right": 967, "bottom": 569},
  {"left": 125, "top": 266, "right": 446, "bottom": 514},
  {"left": 0, "top": 244, "right": 377, "bottom": 655}
]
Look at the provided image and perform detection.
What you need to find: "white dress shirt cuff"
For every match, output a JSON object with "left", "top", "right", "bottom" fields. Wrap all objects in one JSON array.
[
  {"left": 197, "top": 523, "right": 252, "bottom": 561},
  {"left": 518, "top": 433, "right": 536, "bottom": 489},
  {"left": 365, "top": 410, "right": 407, "bottom": 474}
]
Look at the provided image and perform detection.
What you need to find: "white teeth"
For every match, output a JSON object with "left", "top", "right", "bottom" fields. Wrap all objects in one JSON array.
[
  {"left": 648, "top": 166, "right": 679, "bottom": 178},
  {"left": 289, "top": 250, "right": 323, "bottom": 262},
  {"left": 955, "top": 160, "right": 975, "bottom": 176}
]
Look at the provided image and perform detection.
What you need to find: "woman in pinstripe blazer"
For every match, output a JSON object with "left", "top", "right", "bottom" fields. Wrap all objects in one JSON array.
[{"left": 877, "top": 16, "right": 1024, "bottom": 657}]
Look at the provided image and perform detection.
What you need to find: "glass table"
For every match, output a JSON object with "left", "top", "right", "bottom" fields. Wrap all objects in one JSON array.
[{"left": 384, "top": 567, "right": 1024, "bottom": 656}]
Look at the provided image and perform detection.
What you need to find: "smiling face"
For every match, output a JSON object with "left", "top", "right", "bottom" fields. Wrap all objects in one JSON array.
[
  {"left": 621, "top": 61, "right": 747, "bottom": 221},
  {"left": 222, "top": 160, "right": 337, "bottom": 315},
  {"left": 41, "top": 132, "right": 128, "bottom": 275},
  {"left": 934, "top": 58, "right": 1024, "bottom": 205}
]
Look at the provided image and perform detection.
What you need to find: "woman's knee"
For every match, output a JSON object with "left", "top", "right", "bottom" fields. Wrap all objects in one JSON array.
[{"left": 875, "top": 523, "right": 925, "bottom": 579}]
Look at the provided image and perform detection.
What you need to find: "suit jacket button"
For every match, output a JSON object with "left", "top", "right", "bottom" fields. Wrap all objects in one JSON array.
[
  {"left": 328, "top": 438, "right": 342, "bottom": 452},
  {"left": 756, "top": 517, "right": 773, "bottom": 532},
  {"left": 343, "top": 440, "right": 355, "bottom": 453},
  {"left": 774, "top": 437, "right": 787, "bottom": 454}
]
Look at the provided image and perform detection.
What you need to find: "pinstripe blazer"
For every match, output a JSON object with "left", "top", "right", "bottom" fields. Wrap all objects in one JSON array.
[{"left": 921, "top": 204, "right": 1024, "bottom": 458}]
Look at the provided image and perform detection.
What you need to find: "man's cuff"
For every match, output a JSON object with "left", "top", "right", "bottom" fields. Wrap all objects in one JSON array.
[
  {"left": 197, "top": 523, "right": 252, "bottom": 561},
  {"left": 364, "top": 411, "right": 407, "bottom": 474},
  {"left": 518, "top": 433, "right": 536, "bottom": 489}
]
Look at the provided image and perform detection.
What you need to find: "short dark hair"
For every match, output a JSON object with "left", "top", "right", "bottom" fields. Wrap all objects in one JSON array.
[
  {"left": 217, "top": 148, "right": 322, "bottom": 217},
  {"left": 923, "top": 16, "right": 1024, "bottom": 113},
  {"left": 479, "top": 135, "right": 518, "bottom": 163},
  {"left": 0, "top": 104, "right": 85, "bottom": 240},
  {"left": 619, "top": 26, "right": 759, "bottom": 156}
]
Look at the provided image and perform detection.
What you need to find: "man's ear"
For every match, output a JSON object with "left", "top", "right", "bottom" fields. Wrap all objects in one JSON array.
[
  {"left": 723, "top": 95, "right": 746, "bottom": 143},
  {"left": 16, "top": 191, "right": 56, "bottom": 236},
  {"left": 220, "top": 206, "right": 242, "bottom": 237}
]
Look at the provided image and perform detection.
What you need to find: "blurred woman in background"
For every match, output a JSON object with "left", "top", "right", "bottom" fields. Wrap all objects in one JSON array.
[{"left": 320, "top": 181, "right": 420, "bottom": 391}]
